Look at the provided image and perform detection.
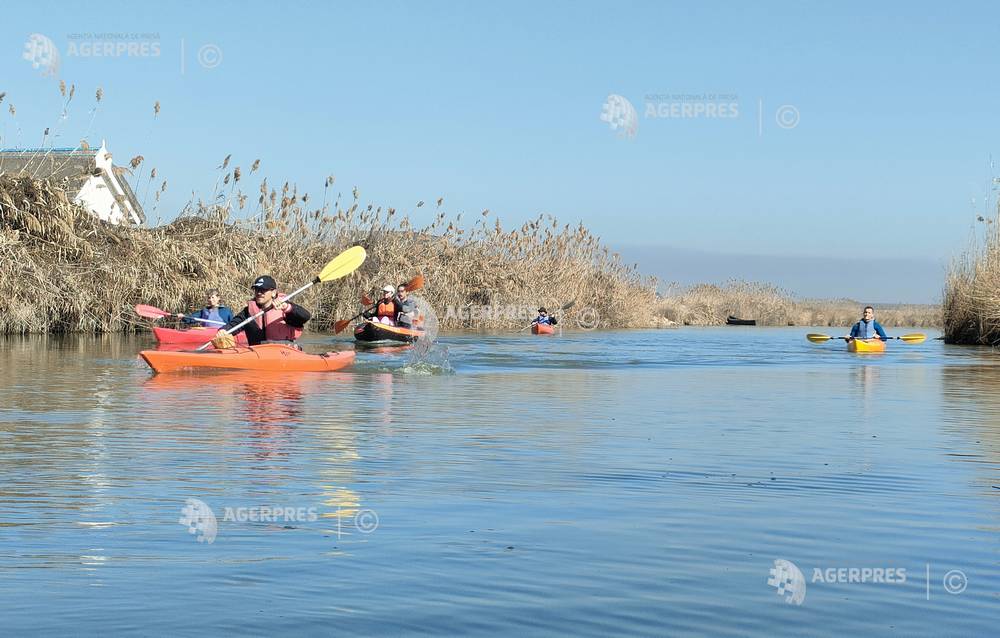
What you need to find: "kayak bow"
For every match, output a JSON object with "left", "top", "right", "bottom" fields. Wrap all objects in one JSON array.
[
  {"left": 139, "top": 343, "right": 355, "bottom": 373},
  {"left": 847, "top": 339, "right": 887, "bottom": 353}
]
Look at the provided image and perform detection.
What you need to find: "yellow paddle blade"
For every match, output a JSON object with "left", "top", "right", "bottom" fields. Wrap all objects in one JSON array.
[
  {"left": 899, "top": 333, "right": 926, "bottom": 344},
  {"left": 317, "top": 246, "right": 366, "bottom": 282},
  {"left": 806, "top": 333, "right": 832, "bottom": 343}
]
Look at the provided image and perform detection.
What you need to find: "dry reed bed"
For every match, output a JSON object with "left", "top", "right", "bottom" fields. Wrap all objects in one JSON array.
[
  {"left": 0, "top": 174, "right": 656, "bottom": 334},
  {"left": 658, "top": 281, "right": 940, "bottom": 327},
  {"left": 943, "top": 226, "right": 1000, "bottom": 344}
]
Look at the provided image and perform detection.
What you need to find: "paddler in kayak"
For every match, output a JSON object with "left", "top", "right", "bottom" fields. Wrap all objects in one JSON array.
[
  {"left": 530, "top": 307, "right": 558, "bottom": 328},
  {"left": 176, "top": 288, "right": 234, "bottom": 326},
  {"left": 848, "top": 306, "right": 887, "bottom": 342},
  {"left": 364, "top": 285, "right": 402, "bottom": 325},
  {"left": 394, "top": 282, "right": 418, "bottom": 328},
  {"left": 214, "top": 275, "right": 311, "bottom": 347}
]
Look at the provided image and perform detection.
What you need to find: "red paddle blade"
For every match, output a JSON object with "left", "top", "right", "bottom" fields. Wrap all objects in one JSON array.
[
  {"left": 361, "top": 294, "right": 373, "bottom": 306},
  {"left": 135, "top": 304, "right": 171, "bottom": 319},
  {"left": 404, "top": 274, "right": 425, "bottom": 292},
  {"left": 333, "top": 319, "right": 351, "bottom": 334}
]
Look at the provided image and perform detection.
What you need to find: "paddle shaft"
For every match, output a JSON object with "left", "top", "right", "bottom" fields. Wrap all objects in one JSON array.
[
  {"left": 823, "top": 336, "right": 895, "bottom": 341},
  {"left": 338, "top": 302, "right": 380, "bottom": 332},
  {"left": 180, "top": 315, "right": 225, "bottom": 326},
  {"left": 197, "top": 277, "right": 319, "bottom": 351}
]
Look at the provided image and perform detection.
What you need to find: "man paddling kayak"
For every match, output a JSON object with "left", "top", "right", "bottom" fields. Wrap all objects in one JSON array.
[
  {"left": 177, "top": 288, "right": 234, "bottom": 326},
  {"left": 849, "top": 306, "right": 887, "bottom": 342},
  {"left": 395, "top": 282, "right": 418, "bottom": 328},
  {"left": 214, "top": 275, "right": 311, "bottom": 346},
  {"left": 531, "top": 307, "right": 558, "bottom": 327}
]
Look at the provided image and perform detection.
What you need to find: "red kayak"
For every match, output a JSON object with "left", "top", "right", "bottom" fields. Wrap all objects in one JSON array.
[
  {"left": 152, "top": 326, "right": 248, "bottom": 346},
  {"left": 139, "top": 343, "right": 355, "bottom": 373},
  {"left": 531, "top": 323, "right": 555, "bottom": 335}
]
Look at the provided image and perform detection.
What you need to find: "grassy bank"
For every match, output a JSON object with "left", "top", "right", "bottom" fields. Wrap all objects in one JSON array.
[
  {"left": 657, "top": 280, "right": 941, "bottom": 327},
  {"left": 943, "top": 227, "right": 1000, "bottom": 344},
  {"left": 0, "top": 174, "right": 657, "bottom": 334}
]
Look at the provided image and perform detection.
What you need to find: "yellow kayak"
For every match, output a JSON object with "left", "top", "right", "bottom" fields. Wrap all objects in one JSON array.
[{"left": 847, "top": 338, "right": 886, "bottom": 353}]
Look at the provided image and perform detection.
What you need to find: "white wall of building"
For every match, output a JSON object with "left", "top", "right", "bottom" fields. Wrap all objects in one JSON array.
[{"left": 71, "top": 141, "right": 142, "bottom": 225}]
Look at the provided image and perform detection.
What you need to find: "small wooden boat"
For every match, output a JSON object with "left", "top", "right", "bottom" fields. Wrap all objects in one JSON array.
[{"left": 725, "top": 316, "right": 756, "bottom": 326}]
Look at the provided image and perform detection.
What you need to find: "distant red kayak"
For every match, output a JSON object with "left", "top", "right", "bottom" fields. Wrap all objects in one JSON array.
[
  {"left": 152, "top": 326, "right": 248, "bottom": 346},
  {"left": 531, "top": 323, "right": 555, "bottom": 335}
]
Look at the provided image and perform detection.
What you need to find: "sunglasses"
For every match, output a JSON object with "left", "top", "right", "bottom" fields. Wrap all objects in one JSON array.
[{"left": 253, "top": 288, "right": 273, "bottom": 294}]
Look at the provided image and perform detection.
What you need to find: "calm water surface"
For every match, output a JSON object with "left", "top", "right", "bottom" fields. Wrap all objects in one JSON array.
[{"left": 1, "top": 328, "right": 997, "bottom": 636}]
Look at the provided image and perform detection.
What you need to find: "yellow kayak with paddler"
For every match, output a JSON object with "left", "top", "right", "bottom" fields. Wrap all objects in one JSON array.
[{"left": 806, "top": 332, "right": 926, "bottom": 352}]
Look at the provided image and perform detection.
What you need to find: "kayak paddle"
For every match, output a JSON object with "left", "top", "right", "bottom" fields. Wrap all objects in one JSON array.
[
  {"left": 197, "top": 245, "right": 367, "bottom": 351},
  {"left": 333, "top": 274, "right": 425, "bottom": 334},
  {"left": 135, "top": 304, "right": 225, "bottom": 326},
  {"left": 806, "top": 332, "right": 926, "bottom": 344},
  {"left": 520, "top": 300, "right": 576, "bottom": 332}
]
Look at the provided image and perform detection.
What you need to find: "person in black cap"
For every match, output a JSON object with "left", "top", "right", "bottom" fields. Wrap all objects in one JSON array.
[
  {"left": 215, "top": 275, "right": 311, "bottom": 346},
  {"left": 530, "top": 307, "right": 558, "bottom": 327}
]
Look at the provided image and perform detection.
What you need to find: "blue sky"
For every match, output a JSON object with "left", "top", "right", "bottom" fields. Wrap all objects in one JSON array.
[{"left": 3, "top": 1, "right": 997, "bottom": 302}]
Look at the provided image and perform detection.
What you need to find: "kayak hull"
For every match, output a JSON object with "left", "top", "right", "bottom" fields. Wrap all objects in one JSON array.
[
  {"left": 848, "top": 338, "right": 886, "bottom": 353},
  {"left": 140, "top": 344, "right": 355, "bottom": 373},
  {"left": 152, "top": 326, "right": 247, "bottom": 346},
  {"left": 353, "top": 321, "right": 422, "bottom": 344},
  {"left": 532, "top": 323, "right": 555, "bottom": 335}
]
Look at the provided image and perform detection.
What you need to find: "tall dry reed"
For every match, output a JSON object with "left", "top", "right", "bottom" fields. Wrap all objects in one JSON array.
[
  {"left": 943, "top": 223, "right": 1000, "bottom": 344},
  {"left": 0, "top": 173, "right": 656, "bottom": 334}
]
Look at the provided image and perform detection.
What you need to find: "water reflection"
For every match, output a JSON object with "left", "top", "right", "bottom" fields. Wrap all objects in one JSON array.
[{"left": 940, "top": 363, "right": 1000, "bottom": 498}]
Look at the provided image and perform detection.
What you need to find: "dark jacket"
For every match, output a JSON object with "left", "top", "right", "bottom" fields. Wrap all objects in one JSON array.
[
  {"left": 222, "top": 302, "right": 311, "bottom": 345},
  {"left": 181, "top": 306, "right": 234, "bottom": 326},
  {"left": 532, "top": 315, "right": 558, "bottom": 326}
]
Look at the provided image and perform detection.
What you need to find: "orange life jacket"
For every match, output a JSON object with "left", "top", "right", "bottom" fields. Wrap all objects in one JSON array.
[
  {"left": 376, "top": 299, "right": 397, "bottom": 320},
  {"left": 248, "top": 293, "right": 302, "bottom": 341}
]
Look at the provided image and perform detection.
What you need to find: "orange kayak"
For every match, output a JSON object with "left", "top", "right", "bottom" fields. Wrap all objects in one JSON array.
[
  {"left": 847, "top": 338, "right": 886, "bottom": 353},
  {"left": 139, "top": 343, "right": 356, "bottom": 373},
  {"left": 531, "top": 323, "right": 555, "bottom": 335},
  {"left": 152, "top": 326, "right": 247, "bottom": 346}
]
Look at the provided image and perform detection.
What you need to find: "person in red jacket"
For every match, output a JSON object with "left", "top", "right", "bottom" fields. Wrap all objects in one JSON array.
[{"left": 215, "top": 275, "right": 311, "bottom": 346}]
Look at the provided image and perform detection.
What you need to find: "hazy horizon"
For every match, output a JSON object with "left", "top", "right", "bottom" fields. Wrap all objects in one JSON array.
[{"left": 617, "top": 244, "right": 946, "bottom": 305}]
